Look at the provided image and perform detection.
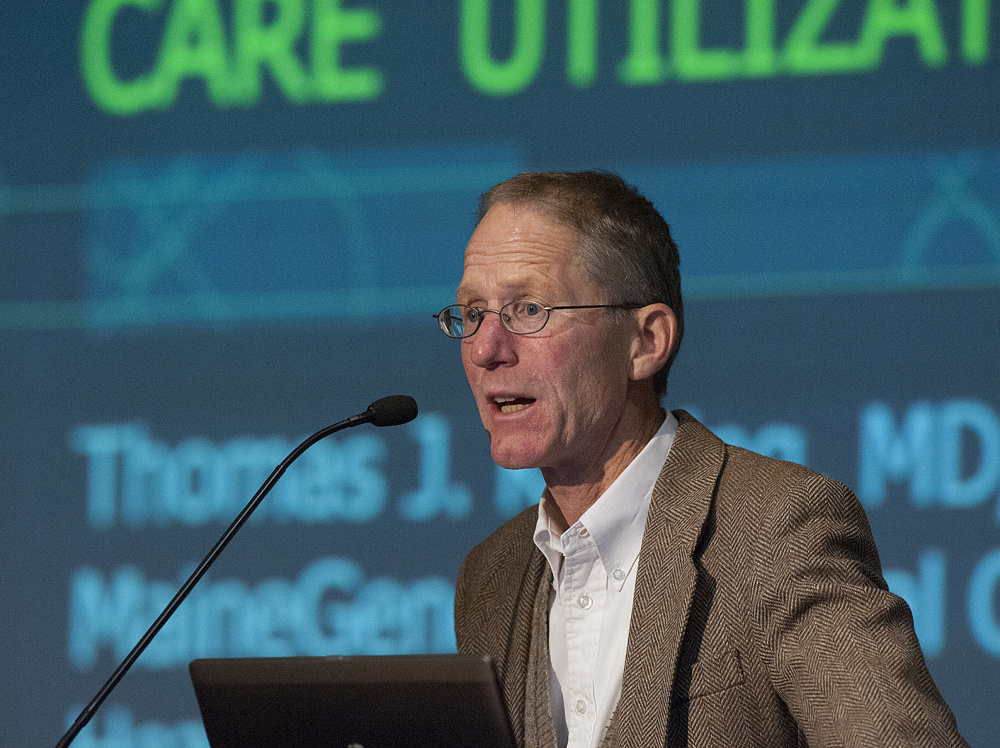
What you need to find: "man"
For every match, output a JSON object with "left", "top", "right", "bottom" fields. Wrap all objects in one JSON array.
[{"left": 440, "top": 172, "right": 967, "bottom": 748}]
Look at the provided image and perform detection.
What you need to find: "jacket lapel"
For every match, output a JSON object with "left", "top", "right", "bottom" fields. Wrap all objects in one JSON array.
[
  {"left": 607, "top": 411, "right": 725, "bottom": 748},
  {"left": 525, "top": 568, "right": 559, "bottom": 748},
  {"left": 460, "top": 508, "right": 550, "bottom": 748},
  {"left": 505, "top": 549, "right": 549, "bottom": 747}
]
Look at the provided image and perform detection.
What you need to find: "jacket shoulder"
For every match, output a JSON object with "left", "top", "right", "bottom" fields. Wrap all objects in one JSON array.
[
  {"left": 461, "top": 505, "right": 539, "bottom": 573},
  {"left": 671, "top": 409, "right": 858, "bottom": 518},
  {"left": 454, "top": 506, "right": 540, "bottom": 651}
]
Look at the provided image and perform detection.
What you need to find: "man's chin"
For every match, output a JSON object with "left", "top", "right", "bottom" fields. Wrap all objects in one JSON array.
[{"left": 489, "top": 444, "right": 542, "bottom": 472}]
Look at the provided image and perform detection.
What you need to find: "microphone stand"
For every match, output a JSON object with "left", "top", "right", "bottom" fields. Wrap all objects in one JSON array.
[{"left": 55, "top": 396, "right": 417, "bottom": 748}]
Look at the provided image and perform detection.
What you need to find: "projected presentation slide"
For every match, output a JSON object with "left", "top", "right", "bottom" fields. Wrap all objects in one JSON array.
[{"left": 2, "top": 2, "right": 997, "bottom": 746}]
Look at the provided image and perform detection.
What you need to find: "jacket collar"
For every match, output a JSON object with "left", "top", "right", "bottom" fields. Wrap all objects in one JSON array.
[
  {"left": 605, "top": 410, "right": 724, "bottom": 747},
  {"left": 480, "top": 410, "right": 724, "bottom": 748}
]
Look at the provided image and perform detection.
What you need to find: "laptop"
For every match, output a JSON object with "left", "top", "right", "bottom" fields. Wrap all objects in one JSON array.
[{"left": 189, "top": 654, "right": 516, "bottom": 748}]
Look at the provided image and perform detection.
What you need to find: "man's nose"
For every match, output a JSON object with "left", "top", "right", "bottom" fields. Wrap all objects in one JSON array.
[{"left": 467, "top": 312, "right": 518, "bottom": 369}]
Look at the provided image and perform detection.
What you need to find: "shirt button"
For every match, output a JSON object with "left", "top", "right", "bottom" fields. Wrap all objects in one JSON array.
[
  {"left": 575, "top": 699, "right": 587, "bottom": 714},
  {"left": 578, "top": 594, "right": 593, "bottom": 610},
  {"left": 612, "top": 568, "right": 625, "bottom": 581},
  {"left": 579, "top": 527, "right": 588, "bottom": 536}
]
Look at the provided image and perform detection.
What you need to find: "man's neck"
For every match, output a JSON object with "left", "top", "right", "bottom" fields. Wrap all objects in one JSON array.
[{"left": 542, "top": 407, "right": 666, "bottom": 532}]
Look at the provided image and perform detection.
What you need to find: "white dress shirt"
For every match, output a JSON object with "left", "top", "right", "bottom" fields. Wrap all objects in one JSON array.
[{"left": 532, "top": 412, "right": 678, "bottom": 748}]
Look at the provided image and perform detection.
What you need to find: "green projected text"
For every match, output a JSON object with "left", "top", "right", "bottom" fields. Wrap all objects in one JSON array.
[
  {"left": 81, "top": 0, "right": 384, "bottom": 115},
  {"left": 81, "top": 0, "right": 992, "bottom": 114},
  {"left": 463, "top": 0, "right": 991, "bottom": 93}
]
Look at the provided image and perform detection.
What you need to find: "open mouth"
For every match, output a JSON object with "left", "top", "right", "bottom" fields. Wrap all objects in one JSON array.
[{"left": 492, "top": 395, "right": 535, "bottom": 414}]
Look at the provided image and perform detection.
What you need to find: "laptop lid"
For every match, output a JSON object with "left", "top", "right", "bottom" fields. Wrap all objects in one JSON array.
[{"left": 189, "top": 654, "right": 516, "bottom": 748}]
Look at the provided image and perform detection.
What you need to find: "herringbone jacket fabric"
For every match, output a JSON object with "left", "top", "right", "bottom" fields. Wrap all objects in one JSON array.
[{"left": 455, "top": 411, "right": 968, "bottom": 748}]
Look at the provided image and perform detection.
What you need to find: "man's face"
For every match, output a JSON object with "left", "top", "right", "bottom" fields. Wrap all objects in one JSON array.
[{"left": 457, "top": 203, "right": 639, "bottom": 481}]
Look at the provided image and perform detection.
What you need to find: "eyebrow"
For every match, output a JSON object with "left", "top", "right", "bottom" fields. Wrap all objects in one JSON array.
[
  {"left": 454, "top": 283, "right": 475, "bottom": 303},
  {"left": 455, "top": 280, "right": 534, "bottom": 304}
]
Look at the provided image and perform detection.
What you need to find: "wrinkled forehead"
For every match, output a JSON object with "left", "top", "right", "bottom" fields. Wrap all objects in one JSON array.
[
  {"left": 457, "top": 204, "right": 589, "bottom": 300},
  {"left": 464, "top": 203, "right": 585, "bottom": 266}
]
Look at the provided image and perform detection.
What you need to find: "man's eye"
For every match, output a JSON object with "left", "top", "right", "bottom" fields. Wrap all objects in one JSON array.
[
  {"left": 465, "top": 307, "right": 483, "bottom": 323},
  {"left": 523, "top": 302, "right": 542, "bottom": 316}
]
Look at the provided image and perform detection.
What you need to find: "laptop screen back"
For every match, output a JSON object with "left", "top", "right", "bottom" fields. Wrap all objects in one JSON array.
[{"left": 189, "top": 653, "right": 516, "bottom": 748}]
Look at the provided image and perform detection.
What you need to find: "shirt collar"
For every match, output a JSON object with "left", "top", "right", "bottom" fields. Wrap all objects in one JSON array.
[{"left": 532, "top": 411, "right": 678, "bottom": 590}]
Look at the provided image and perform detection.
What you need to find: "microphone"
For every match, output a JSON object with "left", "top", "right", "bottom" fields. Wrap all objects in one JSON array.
[
  {"left": 55, "top": 396, "right": 418, "bottom": 748},
  {"left": 361, "top": 395, "right": 419, "bottom": 428}
]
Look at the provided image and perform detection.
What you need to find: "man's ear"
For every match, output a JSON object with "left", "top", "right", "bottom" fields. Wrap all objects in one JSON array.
[{"left": 629, "top": 303, "right": 677, "bottom": 383}]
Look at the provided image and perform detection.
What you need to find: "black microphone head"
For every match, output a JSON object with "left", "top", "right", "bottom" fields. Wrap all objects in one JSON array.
[{"left": 367, "top": 395, "right": 418, "bottom": 427}]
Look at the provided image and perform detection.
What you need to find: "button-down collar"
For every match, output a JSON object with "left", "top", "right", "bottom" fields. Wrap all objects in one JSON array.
[{"left": 533, "top": 411, "right": 678, "bottom": 590}]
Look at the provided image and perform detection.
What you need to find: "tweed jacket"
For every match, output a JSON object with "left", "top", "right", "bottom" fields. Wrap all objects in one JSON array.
[{"left": 455, "top": 411, "right": 967, "bottom": 748}]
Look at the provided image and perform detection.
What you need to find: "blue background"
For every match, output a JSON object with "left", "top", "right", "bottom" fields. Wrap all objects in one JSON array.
[{"left": 1, "top": 2, "right": 998, "bottom": 745}]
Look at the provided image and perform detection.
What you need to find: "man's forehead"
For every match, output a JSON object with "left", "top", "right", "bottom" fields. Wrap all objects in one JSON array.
[
  {"left": 455, "top": 272, "right": 539, "bottom": 302},
  {"left": 456, "top": 243, "right": 587, "bottom": 303},
  {"left": 461, "top": 203, "right": 581, "bottom": 270},
  {"left": 479, "top": 201, "right": 580, "bottom": 242}
]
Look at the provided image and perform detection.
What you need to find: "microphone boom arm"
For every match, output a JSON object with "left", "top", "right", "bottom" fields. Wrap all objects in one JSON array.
[{"left": 55, "top": 396, "right": 417, "bottom": 748}]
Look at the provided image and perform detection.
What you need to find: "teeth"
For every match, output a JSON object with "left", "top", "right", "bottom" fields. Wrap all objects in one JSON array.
[{"left": 492, "top": 396, "right": 530, "bottom": 413}]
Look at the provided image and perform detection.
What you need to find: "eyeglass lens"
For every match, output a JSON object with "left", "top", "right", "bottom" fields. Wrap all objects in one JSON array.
[{"left": 437, "top": 302, "right": 550, "bottom": 338}]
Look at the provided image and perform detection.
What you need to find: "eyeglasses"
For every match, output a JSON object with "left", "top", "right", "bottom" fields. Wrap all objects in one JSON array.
[{"left": 434, "top": 301, "right": 644, "bottom": 339}]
